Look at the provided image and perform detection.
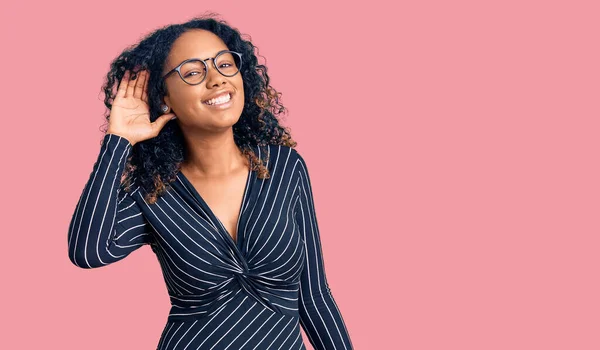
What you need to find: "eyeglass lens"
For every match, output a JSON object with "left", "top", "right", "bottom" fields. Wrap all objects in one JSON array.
[{"left": 180, "top": 52, "right": 241, "bottom": 85}]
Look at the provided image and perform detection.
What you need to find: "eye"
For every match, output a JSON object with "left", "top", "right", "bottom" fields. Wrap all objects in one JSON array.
[{"left": 184, "top": 70, "right": 203, "bottom": 78}]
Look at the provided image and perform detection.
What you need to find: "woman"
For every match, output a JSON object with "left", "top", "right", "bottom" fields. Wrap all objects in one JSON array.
[{"left": 67, "top": 14, "right": 353, "bottom": 350}]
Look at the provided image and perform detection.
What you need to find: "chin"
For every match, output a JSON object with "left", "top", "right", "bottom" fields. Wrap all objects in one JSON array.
[{"left": 209, "top": 112, "right": 243, "bottom": 129}]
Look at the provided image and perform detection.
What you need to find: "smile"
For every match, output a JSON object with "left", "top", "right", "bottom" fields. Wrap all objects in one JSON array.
[{"left": 203, "top": 92, "right": 232, "bottom": 106}]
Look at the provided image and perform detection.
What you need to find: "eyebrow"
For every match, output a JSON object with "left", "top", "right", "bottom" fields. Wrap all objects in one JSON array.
[{"left": 174, "top": 49, "right": 230, "bottom": 66}]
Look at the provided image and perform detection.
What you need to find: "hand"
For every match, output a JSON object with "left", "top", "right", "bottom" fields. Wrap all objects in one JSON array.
[{"left": 106, "top": 69, "right": 176, "bottom": 146}]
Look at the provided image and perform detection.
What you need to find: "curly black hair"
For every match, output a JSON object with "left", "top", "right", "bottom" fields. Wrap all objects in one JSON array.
[{"left": 99, "top": 12, "right": 297, "bottom": 204}]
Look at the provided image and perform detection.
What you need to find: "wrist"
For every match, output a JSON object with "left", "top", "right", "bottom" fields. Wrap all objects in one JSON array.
[{"left": 106, "top": 130, "right": 135, "bottom": 146}]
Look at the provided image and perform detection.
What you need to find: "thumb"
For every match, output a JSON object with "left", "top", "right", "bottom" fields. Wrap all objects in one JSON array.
[{"left": 152, "top": 113, "right": 177, "bottom": 132}]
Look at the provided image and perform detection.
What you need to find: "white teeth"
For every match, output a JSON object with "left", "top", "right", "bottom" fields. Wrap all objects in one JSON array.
[{"left": 204, "top": 93, "right": 231, "bottom": 105}]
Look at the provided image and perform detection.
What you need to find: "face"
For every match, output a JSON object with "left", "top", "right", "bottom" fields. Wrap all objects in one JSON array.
[{"left": 161, "top": 29, "right": 245, "bottom": 131}]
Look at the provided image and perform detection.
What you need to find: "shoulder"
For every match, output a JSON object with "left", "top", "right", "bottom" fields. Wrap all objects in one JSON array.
[
  {"left": 255, "top": 144, "right": 307, "bottom": 180},
  {"left": 259, "top": 144, "right": 302, "bottom": 164}
]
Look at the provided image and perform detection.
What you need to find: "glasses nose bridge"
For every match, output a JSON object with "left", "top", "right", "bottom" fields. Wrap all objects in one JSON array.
[
  {"left": 203, "top": 57, "right": 218, "bottom": 73},
  {"left": 202, "top": 57, "right": 224, "bottom": 84}
]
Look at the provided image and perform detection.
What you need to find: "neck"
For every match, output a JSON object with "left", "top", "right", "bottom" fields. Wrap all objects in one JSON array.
[{"left": 180, "top": 128, "right": 247, "bottom": 178}]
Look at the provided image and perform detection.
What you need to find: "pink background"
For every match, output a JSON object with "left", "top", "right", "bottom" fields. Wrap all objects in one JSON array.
[{"left": 2, "top": 0, "right": 599, "bottom": 349}]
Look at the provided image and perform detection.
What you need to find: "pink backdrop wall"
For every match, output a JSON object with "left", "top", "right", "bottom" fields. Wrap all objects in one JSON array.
[{"left": 2, "top": 0, "right": 599, "bottom": 349}]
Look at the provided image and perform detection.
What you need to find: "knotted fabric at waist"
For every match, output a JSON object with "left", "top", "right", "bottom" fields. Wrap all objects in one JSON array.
[{"left": 168, "top": 270, "right": 300, "bottom": 322}]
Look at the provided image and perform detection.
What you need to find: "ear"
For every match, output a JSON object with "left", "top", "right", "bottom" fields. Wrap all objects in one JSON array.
[{"left": 163, "top": 95, "right": 171, "bottom": 107}]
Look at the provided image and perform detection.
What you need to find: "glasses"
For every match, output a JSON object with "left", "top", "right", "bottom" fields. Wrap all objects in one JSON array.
[{"left": 161, "top": 50, "right": 243, "bottom": 85}]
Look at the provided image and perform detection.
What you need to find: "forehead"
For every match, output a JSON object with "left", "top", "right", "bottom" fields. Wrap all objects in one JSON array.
[{"left": 165, "top": 30, "right": 229, "bottom": 69}]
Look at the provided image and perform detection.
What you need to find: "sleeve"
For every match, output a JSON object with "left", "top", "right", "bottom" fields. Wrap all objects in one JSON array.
[
  {"left": 294, "top": 151, "right": 354, "bottom": 350},
  {"left": 68, "top": 133, "right": 154, "bottom": 269}
]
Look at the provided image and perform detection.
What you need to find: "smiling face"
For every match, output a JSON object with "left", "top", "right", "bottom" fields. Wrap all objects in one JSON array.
[{"left": 161, "top": 29, "right": 245, "bottom": 132}]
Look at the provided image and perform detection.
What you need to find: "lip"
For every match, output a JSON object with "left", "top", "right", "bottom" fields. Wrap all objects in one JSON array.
[
  {"left": 202, "top": 90, "right": 234, "bottom": 104},
  {"left": 202, "top": 92, "right": 234, "bottom": 110}
]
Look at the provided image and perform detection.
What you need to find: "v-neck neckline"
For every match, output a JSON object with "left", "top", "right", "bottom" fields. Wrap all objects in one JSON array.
[{"left": 177, "top": 161, "right": 253, "bottom": 250}]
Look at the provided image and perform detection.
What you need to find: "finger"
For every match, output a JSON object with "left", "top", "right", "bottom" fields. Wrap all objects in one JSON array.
[
  {"left": 151, "top": 113, "right": 177, "bottom": 134},
  {"left": 125, "top": 70, "right": 136, "bottom": 98},
  {"left": 134, "top": 70, "right": 145, "bottom": 100},
  {"left": 141, "top": 70, "right": 149, "bottom": 103},
  {"left": 117, "top": 70, "right": 129, "bottom": 98}
]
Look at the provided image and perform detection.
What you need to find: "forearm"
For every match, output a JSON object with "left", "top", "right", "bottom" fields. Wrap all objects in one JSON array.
[
  {"left": 299, "top": 286, "right": 353, "bottom": 350},
  {"left": 67, "top": 133, "right": 134, "bottom": 268}
]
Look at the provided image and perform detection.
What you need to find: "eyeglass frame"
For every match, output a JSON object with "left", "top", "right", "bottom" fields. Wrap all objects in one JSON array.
[{"left": 161, "top": 50, "right": 243, "bottom": 85}]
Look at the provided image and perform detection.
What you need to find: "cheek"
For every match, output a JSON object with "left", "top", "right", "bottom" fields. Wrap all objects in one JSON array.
[
  {"left": 172, "top": 86, "right": 204, "bottom": 109},
  {"left": 236, "top": 79, "right": 245, "bottom": 103},
  {"left": 231, "top": 77, "right": 244, "bottom": 105},
  {"left": 235, "top": 92, "right": 245, "bottom": 113},
  {"left": 237, "top": 90, "right": 245, "bottom": 105}
]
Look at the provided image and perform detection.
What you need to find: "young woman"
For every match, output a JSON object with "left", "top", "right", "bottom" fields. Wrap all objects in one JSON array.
[{"left": 67, "top": 14, "right": 353, "bottom": 350}]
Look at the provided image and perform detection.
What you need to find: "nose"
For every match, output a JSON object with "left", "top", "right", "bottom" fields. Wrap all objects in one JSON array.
[{"left": 204, "top": 58, "right": 227, "bottom": 88}]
